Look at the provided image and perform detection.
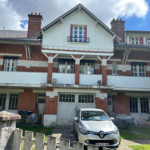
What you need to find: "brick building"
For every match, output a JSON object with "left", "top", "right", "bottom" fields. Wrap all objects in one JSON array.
[{"left": 0, "top": 4, "right": 150, "bottom": 126}]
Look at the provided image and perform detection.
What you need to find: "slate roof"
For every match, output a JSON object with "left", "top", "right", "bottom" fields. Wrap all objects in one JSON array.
[{"left": 0, "top": 30, "right": 27, "bottom": 38}]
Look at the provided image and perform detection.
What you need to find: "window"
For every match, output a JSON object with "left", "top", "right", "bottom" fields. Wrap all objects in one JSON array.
[
  {"left": 59, "top": 94, "right": 75, "bottom": 102},
  {"left": 130, "top": 97, "right": 138, "bottom": 113},
  {"left": 8, "top": 94, "right": 19, "bottom": 110},
  {"left": 70, "top": 25, "right": 87, "bottom": 43},
  {"left": 131, "top": 63, "right": 146, "bottom": 77},
  {"left": 131, "top": 38, "right": 141, "bottom": 45},
  {"left": 0, "top": 94, "right": 6, "bottom": 111},
  {"left": 37, "top": 93, "right": 46, "bottom": 103},
  {"left": 112, "top": 62, "right": 117, "bottom": 74},
  {"left": 140, "top": 98, "right": 149, "bottom": 113},
  {"left": 58, "top": 59, "right": 75, "bottom": 73},
  {"left": 78, "top": 95, "right": 94, "bottom": 103},
  {"left": 3, "top": 57, "right": 18, "bottom": 71},
  {"left": 80, "top": 61, "right": 94, "bottom": 74},
  {"left": 107, "top": 95, "right": 112, "bottom": 105},
  {"left": 147, "top": 39, "right": 150, "bottom": 45}
]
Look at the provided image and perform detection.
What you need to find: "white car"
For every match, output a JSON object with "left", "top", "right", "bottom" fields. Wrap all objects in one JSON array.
[{"left": 73, "top": 108, "right": 120, "bottom": 149}]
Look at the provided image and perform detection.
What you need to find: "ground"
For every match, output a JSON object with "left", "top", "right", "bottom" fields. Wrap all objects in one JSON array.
[{"left": 17, "top": 125, "right": 150, "bottom": 150}]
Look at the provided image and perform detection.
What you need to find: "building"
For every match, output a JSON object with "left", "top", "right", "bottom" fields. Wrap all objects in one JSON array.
[{"left": 0, "top": 4, "right": 150, "bottom": 126}]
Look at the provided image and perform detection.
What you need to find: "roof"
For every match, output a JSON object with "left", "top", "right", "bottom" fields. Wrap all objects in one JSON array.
[
  {"left": 0, "top": 30, "right": 27, "bottom": 38},
  {"left": 125, "top": 30, "right": 150, "bottom": 34},
  {"left": 36, "top": 4, "right": 121, "bottom": 42}
]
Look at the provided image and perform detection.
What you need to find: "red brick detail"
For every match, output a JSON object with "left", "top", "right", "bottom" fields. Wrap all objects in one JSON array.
[
  {"left": 96, "top": 97, "right": 108, "bottom": 113},
  {"left": 113, "top": 92, "right": 130, "bottom": 115},
  {"left": 76, "top": 55, "right": 80, "bottom": 58},
  {"left": 102, "top": 66, "right": 107, "bottom": 85},
  {"left": 27, "top": 14, "right": 43, "bottom": 37},
  {"left": 75, "top": 64, "right": 80, "bottom": 84},
  {"left": 110, "top": 18, "right": 125, "bottom": 43},
  {"left": 18, "top": 89, "right": 37, "bottom": 113},
  {"left": 47, "top": 63, "right": 53, "bottom": 83},
  {"left": 0, "top": 65, "right": 3, "bottom": 71},
  {"left": 107, "top": 70, "right": 112, "bottom": 75},
  {"left": 102, "top": 56, "right": 107, "bottom": 59},
  {"left": 48, "top": 53, "right": 53, "bottom": 57},
  {"left": 45, "top": 88, "right": 57, "bottom": 115},
  {"left": 117, "top": 70, "right": 131, "bottom": 76},
  {"left": 147, "top": 71, "right": 150, "bottom": 77}
]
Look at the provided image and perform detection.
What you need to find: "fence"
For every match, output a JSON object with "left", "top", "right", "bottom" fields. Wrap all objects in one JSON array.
[{"left": 12, "top": 128, "right": 114, "bottom": 150}]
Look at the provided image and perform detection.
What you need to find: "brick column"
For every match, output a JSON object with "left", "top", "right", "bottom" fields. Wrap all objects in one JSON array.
[
  {"left": 75, "top": 55, "right": 80, "bottom": 84},
  {"left": 102, "top": 56, "right": 107, "bottom": 86},
  {"left": 44, "top": 87, "right": 58, "bottom": 127},
  {"left": 96, "top": 90, "right": 108, "bottom": 113},
  {"left": 47, "top": 53, "right": 53, "bottom": 84}
]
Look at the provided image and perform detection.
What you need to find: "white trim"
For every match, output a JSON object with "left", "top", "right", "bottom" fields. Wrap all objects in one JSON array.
[
  {"left": 0, "top": 53, "right": 22, "bottom": 57},
  {"left": 126, "top": 93, "right": 150, "bottom": 96},
  {"left": 101, "top": 59, "right": 107, "bottom": 66},
  {"left": 0, "top": 59, "right": 3, "bottom": 65},
  {"left": 33, "top": 90, "right": 46, "bottom": 93},
  {"left": 46, "top": 91, "right": 58, "bottom": 98},
  {"left": 108, "top": 92, "right": 118, "bottom": 95},
  {"left": 42, "top": 50, "right": 114, "bottom": 56},
  {"left": 96, "top": 93, "right": 107, "bottom": 99},
  {"left": 113, "top": 87, "right": 150, "bottom": 92},
  {"left": 48, "top": 57, "right": 53, "bottom": 63},
  {"left": 75, "top": 58, "right": 80, "bottom": 64},
  {"left": 127, "top": 59, "right": 150, "bottom": 63},
  {"left": 0, "top": 89, "right": 24, "bottom": 93},
  {"left": 108, "top": 59, "right": 121, "bottom": 62}
]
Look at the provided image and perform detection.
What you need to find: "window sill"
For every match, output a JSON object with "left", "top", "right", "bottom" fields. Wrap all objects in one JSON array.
[{"left": 69, "top": 42, "right": 88, "bottom": 45}]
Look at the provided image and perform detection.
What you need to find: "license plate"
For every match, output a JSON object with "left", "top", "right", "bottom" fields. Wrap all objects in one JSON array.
[{"left": 96, "top": 143, "right": 109, "bottom": 147}]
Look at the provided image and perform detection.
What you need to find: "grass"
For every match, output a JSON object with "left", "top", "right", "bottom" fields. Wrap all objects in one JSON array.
[
  {"left": 17, "top": 125, "right": 54, "bottom": 141},
  {"left": 119, "top": 127, "right": 150, "bottom": 139},
  {"left": 129, "top": 145, "right": 150, "bottom": 150}
]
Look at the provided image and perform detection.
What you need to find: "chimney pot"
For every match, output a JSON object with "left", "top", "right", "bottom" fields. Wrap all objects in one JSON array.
[
  {"left": 120, "top": 18, "right": 122, "bottom": 21},
  {"left": 117, "top": 18, "right": 118, "bottom": 21},
  {"left": 113, "top": 18, "right": 115, "bottom": 20},
  {"left": 39, "top": 13, "right": 41, "bottom": 15},
  {"left": 35, "top": 12, "right": 37, "bottom": 15},
  {"left": 31, "top": 12, "right": 33, "bottom": 15}
]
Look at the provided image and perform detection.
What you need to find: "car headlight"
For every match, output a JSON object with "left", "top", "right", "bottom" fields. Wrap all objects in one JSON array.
[
  {"left": 79, "top": 127, "right": 89, "bottom": 135},
  {"left": 113, "top": 128, "right": 119, "bottom": 135}
]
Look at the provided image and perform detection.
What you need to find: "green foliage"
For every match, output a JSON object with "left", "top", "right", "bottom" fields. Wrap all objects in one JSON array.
[{"left": 129, "top": 145, "right": 150, "bottom": 150}]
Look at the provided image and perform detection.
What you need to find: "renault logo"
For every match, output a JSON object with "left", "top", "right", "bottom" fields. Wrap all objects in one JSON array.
[{"left": 99, "top": 131, "right": 104, "bottom": 138}]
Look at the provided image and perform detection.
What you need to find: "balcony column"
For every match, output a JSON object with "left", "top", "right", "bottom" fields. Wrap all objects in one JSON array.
[
  {"left": 75, "top": 55, "right": 80, "bottom": 84},
  {"left": 102, "top": 56, "right": 107, "bottom": 86},
  {"left": 47, "top": 53, "right": 53, "bottom": 84}
]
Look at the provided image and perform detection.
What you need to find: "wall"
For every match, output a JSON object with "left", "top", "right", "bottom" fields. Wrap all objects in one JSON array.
[{"left": 42, "top": 9, "right": 114, "bottom": 52}]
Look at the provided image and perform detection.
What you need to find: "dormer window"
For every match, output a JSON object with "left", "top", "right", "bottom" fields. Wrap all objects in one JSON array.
[
  {"left": 131, "top": 38, "right": 141, "bottom": 45},
  {"left": 68, "top": 25, "right": 89, "bottom": 43},
  {"left": 147, "top": 39, "right": 150, "bottom": 45}
]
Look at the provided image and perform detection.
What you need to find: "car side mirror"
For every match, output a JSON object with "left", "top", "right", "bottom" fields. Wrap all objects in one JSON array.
[
  {"left": 74, "top": 117, "right": 78, "bottom": 121},
  {"left": 111, "top": 117, "right": 114, "bottom": 120}
]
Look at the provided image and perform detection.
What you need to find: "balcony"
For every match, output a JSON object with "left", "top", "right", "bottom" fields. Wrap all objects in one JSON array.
[
  {"left": 67, "top": 36, "right": 90, "bottom": 43},
  {"left": 107, "top": 75, "right": 150, "bottom": 90}
]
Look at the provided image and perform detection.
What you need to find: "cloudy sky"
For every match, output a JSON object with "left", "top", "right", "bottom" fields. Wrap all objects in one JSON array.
[{"left": 0, "top": 0, "right": 149, "bottom": 31}]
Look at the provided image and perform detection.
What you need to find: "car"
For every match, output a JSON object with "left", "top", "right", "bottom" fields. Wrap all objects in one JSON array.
[{"left": 73, "top": 108, "right": 120, "bottom": 149}]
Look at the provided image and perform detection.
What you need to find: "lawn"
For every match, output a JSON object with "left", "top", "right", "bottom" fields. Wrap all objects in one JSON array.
[
  {"left": 119, "top": 127, "right": 150, "bottom": 139},
  {"left": 129, "top": 145, "right": 150, "bottom": 150},
  {"left": 17, "top": 125, "right": 54, "bottom": 141}
]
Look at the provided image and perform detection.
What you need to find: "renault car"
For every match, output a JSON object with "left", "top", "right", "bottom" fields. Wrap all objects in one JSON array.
[{"left": 73, "top": 108, "right": 120, "bottom": 149}]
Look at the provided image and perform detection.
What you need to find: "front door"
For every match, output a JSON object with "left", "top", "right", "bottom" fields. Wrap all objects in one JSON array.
[
  {"left": 57, "top": 93, "right": 95, "bottom": 125},
  {"left": 107, "top": 95, "right": 113, "bottom": 112},
  {"left": 37, "top": 94, "right": 46, "bottom": 117}
]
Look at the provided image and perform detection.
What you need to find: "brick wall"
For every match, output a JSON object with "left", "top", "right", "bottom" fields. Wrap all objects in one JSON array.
[
  {"left": 113, "top": 92, "right": 130, "bottom": 115},
  {"left": 45, "top": 88, "right": 58, "bottom": 115},
  {"left": 18, "top": 89, "right": 37, "bottom": 113}
]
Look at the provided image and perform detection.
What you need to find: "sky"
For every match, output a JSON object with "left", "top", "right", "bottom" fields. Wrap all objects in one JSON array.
[{"left": 0, "top": 0, "right": 150, "bottom": 31}]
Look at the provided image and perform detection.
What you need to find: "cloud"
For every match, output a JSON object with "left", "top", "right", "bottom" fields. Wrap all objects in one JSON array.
[{"left": 0, "top": 0, "right": 149, "bottom": 30}]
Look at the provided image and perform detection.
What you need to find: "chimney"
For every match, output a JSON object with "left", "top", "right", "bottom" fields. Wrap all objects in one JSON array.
[
  {"left": 27, "top": 12, "right": 43, "bottom": 38},
  {"left": 110, "top": 18, "right": 125, "bottom": 43}
]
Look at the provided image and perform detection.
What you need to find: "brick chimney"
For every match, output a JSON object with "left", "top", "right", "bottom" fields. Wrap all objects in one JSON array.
[
  {"left": 110, "top": 18, "right": 125, "bottom": 43},
  {"left": 27, "top": 12, "right": 43, "bottom": 38}
]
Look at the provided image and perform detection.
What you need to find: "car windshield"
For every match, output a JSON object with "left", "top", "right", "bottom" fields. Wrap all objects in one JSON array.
[{"left": 81, "top": 111, "right": 110, "bottom": 121}]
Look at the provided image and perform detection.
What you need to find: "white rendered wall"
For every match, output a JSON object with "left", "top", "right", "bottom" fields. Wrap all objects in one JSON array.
[
  {"left": 80, "top": 74, "right": 102, "bottom": 85},
  {"left": 52, "top": 73, "right": 75, "bottom": 84},
  {"left": 43, "top": 115, "right": 56, "bottom": 127},
  {"left": 0, "top": 71, "right": 47, "bottom": 84},
  {"left": 42, "top": 9, "right": 114, "bottom": 52},
  {"left": 108, "top": 75, "right": 150, "bottom": 89}
]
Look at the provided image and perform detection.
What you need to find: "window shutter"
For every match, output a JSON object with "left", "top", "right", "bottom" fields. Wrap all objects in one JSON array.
[
  {"left": 141, "top": 37, "right": 143, "bottom": 45},
  {"left": 70, "top": 24, "right": 72, "bottom": 42},
  {"left": 85, "top": 25, "right": 87, "bottom": 42}
]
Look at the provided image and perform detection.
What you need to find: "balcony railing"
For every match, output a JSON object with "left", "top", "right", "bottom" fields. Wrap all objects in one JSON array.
[{"left": 67, "top": 36, "right": 90, "bottom": 43}]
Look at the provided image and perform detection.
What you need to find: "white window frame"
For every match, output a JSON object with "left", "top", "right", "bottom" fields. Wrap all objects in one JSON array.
[
  {"left": 131, "top": 64, "right": 146, "bottom": 77},
  {"left": 130, "top": 97, "right": 138, "bottom": 113},
  {"left": 58, "top": 61, "right": 75, "bottom": 73},
  {"left": 37, "top": 94, "right": 46, "bottom": 104},
  {"left": 3, "top": 58, "right": 18, "bottom": 71},
  {"left": 112, "top": 62, "right": 117, "bottom": 75},
  {"left": 131, "top": 38, "right": 141, "bottom": 45},
  {"left": 147, "top": 39, "right": 150, "bottom": 45},
  {"left": 72, "top": 26, "right": 85, "bottom": 43},
  {"left": 80, "top": 62, "right": 94, "bottom": 74},
  {"left": 78, "top": 94, "right": 94, "bottom": 103},
  {"left": 59, "top": 94, "right": 75, "bottom": 103}
]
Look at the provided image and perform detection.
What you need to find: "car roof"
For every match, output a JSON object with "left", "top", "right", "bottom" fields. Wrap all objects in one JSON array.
[{"left": 78, "top": 108, "right": 104, "bottom": 111}]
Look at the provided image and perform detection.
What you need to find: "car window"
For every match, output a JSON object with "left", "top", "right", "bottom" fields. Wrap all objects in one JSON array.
[{"left": 81, "top": 111, "right": 110, "bottom": 121}]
